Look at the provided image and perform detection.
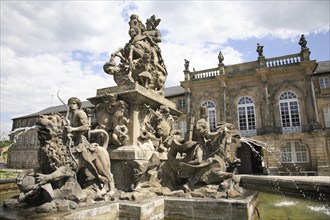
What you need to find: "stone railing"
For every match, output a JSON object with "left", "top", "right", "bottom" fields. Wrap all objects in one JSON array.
[
  {"left": 240, "top": 129, "right": 257, "bottom": 137},
  {"left": 185, "top": 53, "right": 303, "bottom": 81},
  {"left": 189, "top": 67, "right": 220, "bottom": 80},
  {"left": 265, "top": 53, "right": 301, "bottom": 68},
  {"left": 281, "top": 126, "right": 302, "bottom": 134}
]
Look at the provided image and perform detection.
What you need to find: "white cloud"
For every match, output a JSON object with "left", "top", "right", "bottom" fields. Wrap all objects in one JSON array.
[
  {"left": 1, "top": 46, "right": 114, "bottom": 114},
  {"left": 1, "top": 1, "right": 329, "bottom": 135}
]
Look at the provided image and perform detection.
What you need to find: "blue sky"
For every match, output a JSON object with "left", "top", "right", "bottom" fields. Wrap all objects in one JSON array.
[{"left": 1, "top": 1, "right": 329, "bottom": 138}]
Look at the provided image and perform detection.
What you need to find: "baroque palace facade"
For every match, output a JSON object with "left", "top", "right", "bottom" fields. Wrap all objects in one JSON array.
[{"left": 8, "top": 39, "right": 330, "bottom": 176}]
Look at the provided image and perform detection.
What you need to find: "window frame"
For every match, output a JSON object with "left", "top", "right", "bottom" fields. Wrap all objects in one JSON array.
[
  {"left": 202, "top": 101, "right": 217, "bottom": 132},
  {"left": 237, "top": 96, "right": 257, "bottom": 136},
  {"left": 280, "top": 141, "right": 309, "bottom": 163},
  {"left": 279, "top": 91, "right": 301, "bottom": 133},
  {"left": 178, "top": 99, "right": 186, "bottom": 109},
  {"left": 323, "top": 105, "right": 330, "bottom": 127},
  {"left": 319, "top": 76, "right": 330, "bottom": 89}
]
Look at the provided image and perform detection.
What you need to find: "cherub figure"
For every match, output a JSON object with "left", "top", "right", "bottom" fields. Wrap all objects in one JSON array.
[{"left": 112, "top": 117, "right": 129, "bottom": 146}]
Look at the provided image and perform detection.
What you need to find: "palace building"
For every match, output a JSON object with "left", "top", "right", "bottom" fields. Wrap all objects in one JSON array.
[{"left": 8, "top": 40, "right": 330, "bottom": 176}]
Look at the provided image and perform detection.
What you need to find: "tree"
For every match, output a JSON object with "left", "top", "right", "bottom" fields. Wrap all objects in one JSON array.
[{"left": 0, "top": 138, "right": 12, "bottom": 163}]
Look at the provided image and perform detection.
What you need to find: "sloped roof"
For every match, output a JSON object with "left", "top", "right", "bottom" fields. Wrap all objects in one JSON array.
[
  {"left": 12, "top": 86, "right": 185, "bottom": 120},
  {"left": 13, "top": 101, "right": 94, "bottom": 120},
  {"left": 164, "top": 86, "right": 185, "bottom": 97},
  {"left": 314, "top": 60, "right": 330, "bottom": 74}
]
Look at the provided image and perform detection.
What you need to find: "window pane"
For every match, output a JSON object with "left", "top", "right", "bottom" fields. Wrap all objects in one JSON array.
[
  {"left": 281, "top": 144, "right": 292, "bottom": 162},
  {"left": 319, "top": 77, "right": 330, "bottom": 89},
  {"left": 323, "top": 107, "right": 330, "bottom": 127},
  {"left": 237, "top": 97, "right": 256, "bottom": 132},
  {"left": 209, "top": 109, "right": 216, "bottom": 131},
  {"left": 279, "top": 92, "right": 301, "bottom": 130},
  {"left": 294, "top": 142, "right": 308, "bottom": 162},
  {"left": 202, "top": 101, "right": 216, "bottom": 132}
]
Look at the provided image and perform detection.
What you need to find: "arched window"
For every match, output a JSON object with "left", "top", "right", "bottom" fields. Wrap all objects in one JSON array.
[
  {"left": 202, "top": 101, "right": 217, "bottom": 132},
  {"left": 237, "top": 96, "right": 256, "bottom": 136},
  {"left": 281, "top": 141, "right": 309, "bottom": 163},
  {"left": 279, "top": 91, "right": 301, "bottom": 133}
]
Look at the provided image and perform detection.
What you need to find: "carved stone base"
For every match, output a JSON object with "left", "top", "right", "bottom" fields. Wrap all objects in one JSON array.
[
  {"left": 1, "top": 191, "right": 259, "bottom": 220},
  {"left": 88, "top": 83, "right": 181, "bottom": 147},
  {"left": 109, "top": 147, "right": 166, "bottom": 191}
]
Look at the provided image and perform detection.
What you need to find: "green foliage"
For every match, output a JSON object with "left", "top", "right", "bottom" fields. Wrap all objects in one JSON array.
[
  {"left": 0, "top": 140, "right": 12, "bottom": 162},
  {"left": 0, "top": 170, "right": 20, "bottom": 178},
  {"left": 0, "top": 140, "right": 13, "bottom": 149}
]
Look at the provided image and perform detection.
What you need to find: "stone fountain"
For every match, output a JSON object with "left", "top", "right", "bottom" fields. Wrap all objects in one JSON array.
[{"left": 1, "top": 14, "right": 259, "bottom": 220}]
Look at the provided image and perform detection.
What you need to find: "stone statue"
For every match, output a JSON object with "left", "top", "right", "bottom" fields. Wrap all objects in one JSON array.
[
  {"left": 299, "top": 34, "right": 308, "bottom": 49},
  {"left": 184, "top": 59, "right": 190, "bottom": 71},
  {"left": 161, "top": 106, "right": 242, "bottom": 196},
  {"left": 95, "top": 93, "right": 129, "bottom": 147},
  {"left": 105, "top": 14, "right": 168, "bottom": 95},
  {"left": 256, "top": 43, "right": 264, "bottom": 57},
  {"left": 218, "top": 51, "right": 224, "bottom": 64},
  {"left": 4, "top": 14, "right": 254, "bottom": 217},
  {"left": 138, "top": 104, "right": 176, "bottom": 152},
  {"left": 12, "top": 97, "right": 117, "bottom": 212}
]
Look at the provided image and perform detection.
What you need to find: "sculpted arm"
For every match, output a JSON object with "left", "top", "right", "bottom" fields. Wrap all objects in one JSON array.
[
  {"left": 36, "top": 166, "right": 73, "bottom": 186},
  {"left": 67, "top": 111, "right": 90, "bottom": 133}
]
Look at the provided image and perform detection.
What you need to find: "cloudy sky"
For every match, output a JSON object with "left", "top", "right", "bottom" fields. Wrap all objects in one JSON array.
[{"left": 1, "top": 1, "right": 329, "bottom": 137}]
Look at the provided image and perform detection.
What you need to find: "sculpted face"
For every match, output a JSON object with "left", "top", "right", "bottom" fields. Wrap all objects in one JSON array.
[
  {"left": 37, "top": 114, "right": 65, "bottom": 138},
  {"left": 69, "top": 101, "right": 78, "bottom": 110},
  {"left": 129, "top": 27, "right": 137, "bottom": 38}
]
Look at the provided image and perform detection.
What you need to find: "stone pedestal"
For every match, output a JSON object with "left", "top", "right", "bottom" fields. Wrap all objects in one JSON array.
[
  {"left": 88, "top": 83, "right": 181, "bottom": 147},
  {"left": 88, "top": 83, "right": 182, "bottom": 190},
  {"left": 0, "top": 192, "right": 259, "bottom": 220}
]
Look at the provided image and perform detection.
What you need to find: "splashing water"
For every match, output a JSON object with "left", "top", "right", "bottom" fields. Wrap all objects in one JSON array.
[
  {"left": 239, "top": 136, "right": 308, "bottom": 199},
  {"left": 307, "top": 205, "right": 330, "bottom": 216},
  {"left": 9, "top": 125, "right": 39, "bottom": 143},
  {"left": 274, "top": 201, "right": 297, "bottom": 207}
]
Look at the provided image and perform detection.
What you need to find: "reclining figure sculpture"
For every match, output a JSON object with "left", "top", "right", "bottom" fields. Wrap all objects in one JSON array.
[{"left": 161, "top": 106, "right": 242, "bottom": 196}]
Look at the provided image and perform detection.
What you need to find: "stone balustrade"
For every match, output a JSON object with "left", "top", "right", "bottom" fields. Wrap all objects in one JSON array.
[
  {"left": 189, "top": 68, "right": 220, "bottom": 80},
  {"left": 266, "top": 53, "right": 301, "bottom": 68},
  {"left": 186, "top": 53, "right": 303, "bottom": 81}
]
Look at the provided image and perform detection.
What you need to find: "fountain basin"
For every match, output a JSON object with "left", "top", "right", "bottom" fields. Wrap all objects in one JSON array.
[
  {"left": 239, "top": 175, "right": 330, "bottom": 199},
  {"left": 0, "top": 191, "right": 258, "bottom": 220}
]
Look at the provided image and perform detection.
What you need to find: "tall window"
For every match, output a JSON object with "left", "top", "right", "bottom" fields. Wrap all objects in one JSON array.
[
  {"left": 202, "top": 101, "right": 216, "bottom": 132},
  {"left": 281, "top": 142, "right": 292, "bottom": 162},
  {"left": 237, "top": 97, "right": 256, "bottom": 136},
  {"left": 281, "top": 141, "right": 309, "bottom": 163},
  {"left": 319, "top": 77, "right": 330, "bottom": 89},
  {"left": 178, "top": 99, "right": 185, "bottom": 109},
  {"left": 279, "top": 91, "right": 301, "bottom": 133},
  {"left": 179, "top": 121, "right": 187, "bottom": 138},
  {"left": 323, "top": 106, "right": 330, "bottom": 127}
]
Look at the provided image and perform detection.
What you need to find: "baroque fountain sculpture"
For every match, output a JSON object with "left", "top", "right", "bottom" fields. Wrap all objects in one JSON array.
[{"left": 3, "top": 14, "right": 256, "bottom": 218}]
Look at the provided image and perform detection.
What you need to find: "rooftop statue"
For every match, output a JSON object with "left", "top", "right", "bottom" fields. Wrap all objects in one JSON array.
[
  {"left": 218, "top": 51, "right": 224, "bottom": 64},
  {"left": 256, "top": 43, "right": 264, "bottom": 57},
  {"left": 104, "top": 14, "right": 168, "bottom": 95},
  {"left": 299, "top": 34, "right": 308, "bottom": 49},
  {"left": 184, "top": 59, "right": 190, "bottom": 71}
]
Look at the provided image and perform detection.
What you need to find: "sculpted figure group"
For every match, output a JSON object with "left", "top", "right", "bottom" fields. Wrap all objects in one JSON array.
[
  {"left": 104, "top": 14, "right": 167, "bottom": 95},
  {"left": 8, "top": 14, "right": 244, "bottom": 213},
  {"left": 13, "top": 95, "right": 242, "bottom": 212},
  {"left": 94, "top": 93, "right": 129, "bottom": 147},
  {"left": 15, "top": 97, "right": 116, "bottom": 209},
  {"left": 161, "top": 106, "right": 242, "bottom": 195}
]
